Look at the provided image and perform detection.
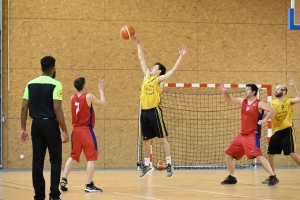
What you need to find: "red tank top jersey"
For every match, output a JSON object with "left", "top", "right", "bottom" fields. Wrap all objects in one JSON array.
[
  {"left": 241, "top": 99, "right": 264, "bottom": 135},
  {"left": 71, "top": 93, "right": 95, "bottom": 128}
]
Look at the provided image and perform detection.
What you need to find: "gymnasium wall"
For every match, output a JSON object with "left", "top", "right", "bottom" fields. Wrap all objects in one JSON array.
[{"left": 2, "top": 0, "right": 300, "bottom": 169}]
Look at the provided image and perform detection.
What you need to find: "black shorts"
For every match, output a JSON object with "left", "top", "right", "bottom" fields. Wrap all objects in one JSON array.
[
  {"left": 140, "top": 107, "right": 168, "bottom": 140},
  {"left": 267, "top": 126, "right": 296, "bottom": 155}
]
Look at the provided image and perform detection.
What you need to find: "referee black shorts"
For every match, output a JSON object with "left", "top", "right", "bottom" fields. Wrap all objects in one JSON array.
[
  {"left": 267, "top": 126, "right": 296, "bottom": 155},
  {"left": 140, "top": 107, "right": 168, "bottom": 140}
]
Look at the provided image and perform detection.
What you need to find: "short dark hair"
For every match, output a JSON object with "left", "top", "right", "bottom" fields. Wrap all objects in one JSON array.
[
  {"left": 74, "top": 77, "right": 86, "bottom": 91},
  {"left": 40, "top": 56, "right": 56, "bottom": 72},
  {"left": 246, "top": 84, "right": 258, "bottom": 96},
  {"left": 155, "top": 62, "right": 166, "bottom": 75}
]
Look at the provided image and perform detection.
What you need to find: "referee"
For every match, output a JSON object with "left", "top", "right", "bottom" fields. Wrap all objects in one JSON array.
[{"left": 20, "top": 56, "right": 69, "bottom": 200}]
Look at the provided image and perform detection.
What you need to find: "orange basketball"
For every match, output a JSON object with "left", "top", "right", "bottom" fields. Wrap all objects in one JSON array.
[
  {"left": 156, "top": 160, "right": 166, "bottom": 170},
  {"left": 120, "top": 26, "right": 135, "bottom": 40}
]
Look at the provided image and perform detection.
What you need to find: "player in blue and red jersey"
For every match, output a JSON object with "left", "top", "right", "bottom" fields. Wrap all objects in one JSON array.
[
  {"left": 60, "top": 77, "right": 107, "bottom": 193},
  {"left": 218, "top": 83, "right": 279, "bottom": 186}
]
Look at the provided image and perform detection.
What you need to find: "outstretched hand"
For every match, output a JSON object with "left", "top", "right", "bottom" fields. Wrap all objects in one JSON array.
[
  {"left": 179, "top": 45, "right": 188, "bottom": 56},
  {"left": 98, "top": 79, "right": 105, "bottom": 91},
  {"left": 217, "top": 83, "right": 226, "bottom": 92},
  {"left": 287, "top": 75, "right": 295, "bottom": 87},
  {"left": 131, "top": 36, "right": 141, "bottom": 44}
]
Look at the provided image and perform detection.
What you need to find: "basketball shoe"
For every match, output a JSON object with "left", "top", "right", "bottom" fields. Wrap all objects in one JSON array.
[
  {"left": 60, "top": 177, "right": 68, "bottom": 191},
  {"left": 166, "top": 164, "right": 174, "bottom": 178},
  {"left": 221, "top": 175, "right": 237, "bottom": 184},
  {"left": 268, "top": 175, "right": 279, "bottom": 186},
  {"left": 140, "top": 165, "right": 154, "bottom": 178},
  {"left": 85, "top": 181, "right": 102, "bottom": 193}
]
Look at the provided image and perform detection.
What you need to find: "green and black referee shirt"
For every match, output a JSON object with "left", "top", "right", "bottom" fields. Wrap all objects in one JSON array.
[{"left": 23, "top": 75, "right": 63, "bottom": 119}]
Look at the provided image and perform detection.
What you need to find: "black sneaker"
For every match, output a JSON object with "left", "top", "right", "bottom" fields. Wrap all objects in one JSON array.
[
  {"left": 166, "top": 164, "right": 174, "bottom": 178},
  {"left": 85, "top": 181, "right": 102, "bottom": 193},
  {"left": 268, "top": 175, "right": 279, "bottom": 186},
  {"left": 140, "top": 165, "right": 154, "bottom": 178},
  {"left": 60, "top": 177, "right": 68, "bottom": 191},
  {"left": 221, "top": 175, "right": 237, "bottom": 185},
  {"left": 49, "top": 197, "right": 61, "bottom": 200}
]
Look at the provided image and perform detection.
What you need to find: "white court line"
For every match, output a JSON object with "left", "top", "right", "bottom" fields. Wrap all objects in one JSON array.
[
  {"left": 111, "top": 192, "right": 162, "bottom": 200},
  {"left": 74, "top": 186, "right": 162, "bottom": 200},
  {"left": 152, "top": 185, "right": 272, "bottom": 200}
]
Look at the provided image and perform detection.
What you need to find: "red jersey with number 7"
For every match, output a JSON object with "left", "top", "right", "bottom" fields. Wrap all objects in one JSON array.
[{"left": 71, "top": 93, "right": 95, "bottom": 128}]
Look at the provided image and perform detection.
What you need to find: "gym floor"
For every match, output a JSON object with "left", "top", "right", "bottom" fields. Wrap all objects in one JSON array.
[{"left": 0, "top": 167, "right": 299, "bottom": 200}]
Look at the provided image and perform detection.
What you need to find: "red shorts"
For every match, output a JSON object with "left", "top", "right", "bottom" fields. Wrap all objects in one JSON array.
[
  {"left": 70, "top": 126, "right": 98, "bottom": 162},
  {"left": 225, "top": 132, "right": 263, "bottom": 160}
]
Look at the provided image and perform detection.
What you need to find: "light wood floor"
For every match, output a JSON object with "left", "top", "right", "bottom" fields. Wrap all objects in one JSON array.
[{"left": 0, "top": 167, "right": 299, "bottom": 200}]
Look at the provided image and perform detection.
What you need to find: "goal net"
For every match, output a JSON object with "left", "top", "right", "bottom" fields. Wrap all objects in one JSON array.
[{"left": 137, "top": 83, "right": 272, "bottom": 169}]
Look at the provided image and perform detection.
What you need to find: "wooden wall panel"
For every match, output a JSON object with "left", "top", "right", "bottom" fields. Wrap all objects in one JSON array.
[
  {"left": 196, "top": 71, "right": 285, "bottom": 86},
  {"left": 8, "top": 19, "right": 31, "bottom": 69},
  {"left": 198, "top": 24, "right": 286, "bottom": 72},
  {"left": 287, "top": 30, "right": 300, "bottom": 71},
  {"left": 2, "top": 0, "right": 300, "bottom": 169},
  {"left": 28, "top": 19, "right": 106, "bottom": 70},
  {"left": 104, "top": 0, "right": 198, "bottom": 22},
  {"left": 105, "top": 21, "right": 198, "bottom": 72},
  {"left": 104, "top": 119, "right": 137, "bottom": 168},
  {"left": 198, "top": 0, "right": 286, "bottom": 24},
  {"left": 35, "top": 1, "right": 104, "bottom": 20},
  {"left": 295, "top": 0, "right": 300, "bottom": 24}
]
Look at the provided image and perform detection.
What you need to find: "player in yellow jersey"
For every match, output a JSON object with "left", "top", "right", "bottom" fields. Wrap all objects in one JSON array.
[
  {"left": 132, "top": 36, "right": 188, "bottom": 178},
  {"left": 262, "top": 75, "right": 300, "bottom": 184}
]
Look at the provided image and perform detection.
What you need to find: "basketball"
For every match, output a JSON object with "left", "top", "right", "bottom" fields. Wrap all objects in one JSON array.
[
  {"left": 156, "top": 160, "right": 166, "bottom": 170},
  {"left": 120, "top": 26, "right": 135, "bottom": 40}
]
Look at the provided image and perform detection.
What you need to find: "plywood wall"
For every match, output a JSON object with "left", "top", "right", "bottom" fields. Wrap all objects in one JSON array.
[{"left": 2, "top": 0, "right": 300, "bottom": 169}]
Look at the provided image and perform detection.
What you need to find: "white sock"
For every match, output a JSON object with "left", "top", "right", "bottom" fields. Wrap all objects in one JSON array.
[
  {"left": 230, "top": 174, "right": 235, "bottom": 177},
  {"left": 166, "top": 156, "right": 172, "bottom": 165},
  {"left": 144, "top": 158, "right": 150, "bottom": 166}
]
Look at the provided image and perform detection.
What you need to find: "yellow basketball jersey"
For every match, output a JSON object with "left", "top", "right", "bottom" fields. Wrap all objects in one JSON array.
[
  {"left": 140, "top": 75, "right": 163, "bottom": 110},
  {"left": 270, "top": 98, "right": 294, "bottom": 135}
]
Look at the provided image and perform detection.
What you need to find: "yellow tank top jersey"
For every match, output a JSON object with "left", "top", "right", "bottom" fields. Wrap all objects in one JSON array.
[
  {"left": 140, "top": 75, "right": 163, "bottom": 110},
  {"left": 270, "top": 98, "right": 294, "bottom": 135}
]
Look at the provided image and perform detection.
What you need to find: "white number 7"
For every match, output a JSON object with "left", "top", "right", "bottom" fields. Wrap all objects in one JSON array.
[{"left": 75, "top": 102, "right": 80, "bottom": 115}]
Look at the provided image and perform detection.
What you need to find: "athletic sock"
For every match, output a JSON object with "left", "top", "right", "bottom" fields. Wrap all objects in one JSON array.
[
  {"left": 166, "top": 156, "right": 172, "bottom": 165},
  {"left": 144, "top": 158, "right": 150, "bottom": 166}
]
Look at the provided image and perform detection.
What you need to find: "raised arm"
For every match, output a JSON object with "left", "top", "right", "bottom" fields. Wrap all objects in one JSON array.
[
  {"left": 132, "top": 36, "right": 149, "bottom": 77},
  {"left": 159, "top": 45, "right": 188, "bottom": 83},
  {"left": 87, "top": 79, "right": 107, "bottom": 107},
  {"left": 218, "top": 83, "right": 243, "bottom": 105},
  {"left": 287, "top": 75, "right": 300, "bottom": 105}
]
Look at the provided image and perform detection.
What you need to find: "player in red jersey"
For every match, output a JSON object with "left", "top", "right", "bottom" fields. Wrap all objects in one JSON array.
[
  {"left": 218, "top": 83, "right": 279, "bottom": 186},
  {"left": 60, "top": 77, "right": 107, "bottom": 193}
]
